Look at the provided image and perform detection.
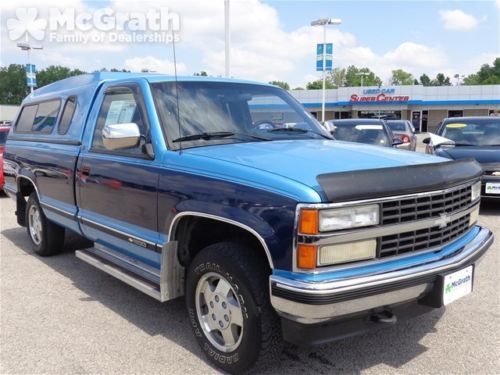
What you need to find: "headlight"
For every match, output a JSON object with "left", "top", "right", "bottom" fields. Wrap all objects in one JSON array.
[
  {"left": 318, "top": 204, "right": 379, "bottom": 232},
  {"left": 318, "top": 239, "right": 376, "bottom": 266},
  {"left": 471, "top": 181, "right": 481, "bottom": 202}
]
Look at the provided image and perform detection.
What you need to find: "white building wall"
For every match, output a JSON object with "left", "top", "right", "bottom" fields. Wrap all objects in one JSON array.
[{"left": 0, "top": 105, "right": 20, "bottom": 121}]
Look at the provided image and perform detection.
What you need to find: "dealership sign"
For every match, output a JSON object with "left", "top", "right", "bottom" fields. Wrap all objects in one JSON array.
[{"left": 350, "top": 88, "right": 410, "bottom": 103}]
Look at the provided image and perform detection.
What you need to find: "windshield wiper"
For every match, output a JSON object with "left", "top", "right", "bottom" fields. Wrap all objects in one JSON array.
[
  {"left": 172, "top": 131, "right": 271, "bottom": 143},
  {"left": 268, "top": 127, "right": 333, "bottom": 139}
]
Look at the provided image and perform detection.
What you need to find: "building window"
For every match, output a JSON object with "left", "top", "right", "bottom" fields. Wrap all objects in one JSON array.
[{"left": 448, "top": 110, "right": 463, "bottom": 118}]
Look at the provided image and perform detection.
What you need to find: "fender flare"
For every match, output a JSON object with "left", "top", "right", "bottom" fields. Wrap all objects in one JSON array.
[{"left": 168, "top": 211, "right": 275, "bottom": 269}]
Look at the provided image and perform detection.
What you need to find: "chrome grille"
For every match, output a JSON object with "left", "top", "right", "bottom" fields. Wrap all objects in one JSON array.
[
  {"left": 381, "top": 185, "right": 472, "bottom": 225},
  {"left": 379, "top": 214, "right": 471, "bottom": 258}
]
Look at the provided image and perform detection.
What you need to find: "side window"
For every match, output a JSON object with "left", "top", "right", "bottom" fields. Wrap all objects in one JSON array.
[
  {"left": 33, "top": 100, "right": 60, "bottom": 133},
  {"left": 58, "top": 96, "right": 77, "bottom": 135},
  {"left": 15, "top": 100, "right": 61, "bottom": 134},
  {"left": 91, "top": 87, "right": 148, "bottom": 156},
  {"left": 16, "top": 105, "right": 38, "bottom": 132}
]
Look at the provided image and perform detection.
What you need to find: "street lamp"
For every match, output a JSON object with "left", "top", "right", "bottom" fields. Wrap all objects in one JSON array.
[
  {"left": 356, "top": 72, "right": 369, "bottom": 87},
  {"left": 224, "top": 0, "right": 230, "bottom": 77},
  {"left": 454, "top": 73, "right": 465, "bottom": 86},
  {"left": 16, "top": 42, "right": 43, "bottom": 93},
  {"left": 311, "top": 17, "right": 342, "bottom": 123}
]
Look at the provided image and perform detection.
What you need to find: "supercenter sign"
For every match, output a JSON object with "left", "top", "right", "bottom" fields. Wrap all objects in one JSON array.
[{"left": 349, "top": 88, "right": 410, "bottom": 103}]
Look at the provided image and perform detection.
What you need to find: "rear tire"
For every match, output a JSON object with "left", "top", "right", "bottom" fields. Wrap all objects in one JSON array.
[
  {"left": 26, "top": 193, "right": 65, "bottom": 256},
  {"left": 186, "top": 242, "right": 282, "bottom": 373}
]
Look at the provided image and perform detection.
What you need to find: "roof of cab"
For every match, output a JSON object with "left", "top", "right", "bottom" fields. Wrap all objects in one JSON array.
[{"left": 26, "top": 72, "right": 271, "bottom": 103}]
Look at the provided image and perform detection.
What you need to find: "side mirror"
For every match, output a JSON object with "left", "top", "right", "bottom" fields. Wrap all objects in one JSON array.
[
  {"left": 392, "top": 138, "right": 404, "bottom": 147},
  {"left": 102, "top": 122, "right": 140, "bottom": 150},
  {"left": 422, "top": 137, "right": 431, "bottom": 145}
]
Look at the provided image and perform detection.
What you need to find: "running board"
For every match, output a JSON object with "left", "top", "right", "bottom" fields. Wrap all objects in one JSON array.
[{"left": 75, "top": 249, "right": 162, "bottom": 301}]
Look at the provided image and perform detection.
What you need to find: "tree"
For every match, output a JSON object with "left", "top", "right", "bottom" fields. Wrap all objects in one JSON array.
[
  {"left": 0, "top": 64, "right": 28, "bottom": 105},
  {"left": 344, "top": 66, "right": 382, "bottom": 87},
  {"left": 419, "top": 74, "right": 431, "bottom": 86},
  {"left": 330, "top": 67, "right": 347, "bottom": 87},
  {"left": 390, "top": 69, "right": 414, "bottom": 85},
  {"left": 293, "top": 87, "right": 304, "bottom": 90},
  {"left": 36, "top": 65, "right": 85, "bottom": 88},
  {"left": 432, "top": 73, "right": 451, "bottom": 86},
  {"left": 268, "top": 80, "right": 290, "bottom": 90},
  {"left": 463, "top": 58, "right": 500, "bottom": 85},
  {"left": 305, "top": 79, "right": 335, "bottom": 90},
  {"left": 193, "top": 71, "right": 208, "bottom": 76}
]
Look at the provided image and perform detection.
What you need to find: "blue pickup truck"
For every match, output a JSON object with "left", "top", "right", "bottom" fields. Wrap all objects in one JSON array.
[{"left": 3, "top": 72, "right": 494, "bottom": 373}]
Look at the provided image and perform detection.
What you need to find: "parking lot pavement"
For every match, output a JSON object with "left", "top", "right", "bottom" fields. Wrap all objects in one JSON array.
[{"left": 1, "top": 194, "right": 499, "bottom": 374}]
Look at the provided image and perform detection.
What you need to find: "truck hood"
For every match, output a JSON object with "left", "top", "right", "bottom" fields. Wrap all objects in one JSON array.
[{"left": 181, "top": 140, "right": 446, "bottom": 201}]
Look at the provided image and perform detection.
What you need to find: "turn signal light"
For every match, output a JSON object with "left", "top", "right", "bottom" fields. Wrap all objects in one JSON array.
[
  {"left": 299, "top": 209, "right": 319, "bottom": 234},
  {"left": 297, "top": 244, "right": 317, "bottom": 269}
]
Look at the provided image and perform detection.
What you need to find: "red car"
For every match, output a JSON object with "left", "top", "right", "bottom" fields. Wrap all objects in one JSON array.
[{"left": 0, "top": 126, "right": 10, "bottom": 191}]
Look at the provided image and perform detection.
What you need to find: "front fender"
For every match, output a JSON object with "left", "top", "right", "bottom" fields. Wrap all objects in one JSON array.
[{"left": 157, "top": 169, "right": 298, "bottom": 270}]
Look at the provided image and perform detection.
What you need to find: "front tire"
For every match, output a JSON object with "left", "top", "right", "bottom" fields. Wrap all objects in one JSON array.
[
  {"left": 26, "top": 193, "right": 65, "bottom": 256},
  {"left": 186, "top": 242, "right": 282, "bottom": 373}
]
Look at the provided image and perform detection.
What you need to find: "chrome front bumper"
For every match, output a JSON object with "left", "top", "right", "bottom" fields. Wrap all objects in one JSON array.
[{"left": 270, "top": 227, "right": 494, "bottom": 324}]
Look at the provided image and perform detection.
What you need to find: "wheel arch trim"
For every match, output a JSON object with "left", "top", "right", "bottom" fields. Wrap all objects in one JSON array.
[{"left": 168, "top": 211, "right": 275, "bottom": 269}]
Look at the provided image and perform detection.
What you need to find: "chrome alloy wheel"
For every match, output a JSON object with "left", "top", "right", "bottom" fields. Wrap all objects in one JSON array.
[
  {"left": 195, "top": 272, "right": 244, "bottom": 352},
  {"left": 28, "top": 204, "right": 42, "bottom": 246}
]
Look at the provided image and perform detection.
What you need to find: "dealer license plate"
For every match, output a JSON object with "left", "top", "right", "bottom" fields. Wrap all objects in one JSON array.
[
  {"left": 485, "top": 182, "right": 500, "bottom": 195},
  {"left": 443, "top": 266, "right": 473, "bottom": 305}
]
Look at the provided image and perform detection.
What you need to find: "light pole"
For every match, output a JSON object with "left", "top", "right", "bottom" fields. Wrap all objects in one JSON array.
[
  {"left": 356, "top": 72, "right": 369, "bottom": 87},
  {"left": 224, "top": 0, "right": 230, "bottom": 77},
  {"left": 454, "top": 73, "right": 465, "bottom": 86},
  {"left": 311, "top": 17, "right": 342, "bottom": 123},
  {"left": 16, "top": 41, "right": 43, "bottom": 94}
]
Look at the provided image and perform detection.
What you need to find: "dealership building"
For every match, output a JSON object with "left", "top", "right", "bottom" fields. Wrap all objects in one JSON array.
[
  {"left": 1, "top": 84, "right": 499, "bottom": 133},
  {"left": 290, "top": 84, "right": 500, "bottom": 132}
]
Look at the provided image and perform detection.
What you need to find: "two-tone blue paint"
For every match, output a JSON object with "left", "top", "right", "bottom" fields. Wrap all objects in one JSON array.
[{"left": 3, "top": 72, "right": 474, "bottom": 280}]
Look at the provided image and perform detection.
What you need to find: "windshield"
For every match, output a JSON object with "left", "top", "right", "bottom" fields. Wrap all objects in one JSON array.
[
  {"left": 329, "top": 121, "right": 391, "bottom": 147},
  {"left": 441, "top": 118, "right": 500, "bottom": 146},
  {"left": 151, "top": 81, "right": 330, "bottom": 149},
  {"left": 387, "top": 121, "right": 406, "bottom": 131}
]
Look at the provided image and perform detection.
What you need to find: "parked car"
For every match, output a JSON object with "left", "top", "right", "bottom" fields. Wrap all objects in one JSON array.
[
  {"left": 0, "top": 126, "right": 10, "bottom": 191},
  {"left": 3, "top": 73, "right": 493, "bottom": 373},
  {"left": 387, "top": 119, "right": 417, "bottom": 150},
  {"left": 424, "top": 116, "right": 500, "bottom": 199},
  {"left": 325, "top": 119, "right": 403, "bottom": 147}
]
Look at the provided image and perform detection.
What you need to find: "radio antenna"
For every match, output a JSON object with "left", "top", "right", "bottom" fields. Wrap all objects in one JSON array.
[{"left": 171, "top": 28, "right": 182, "bottom": 153}]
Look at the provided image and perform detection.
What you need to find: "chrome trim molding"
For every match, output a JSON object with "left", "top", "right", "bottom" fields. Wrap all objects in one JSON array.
[
  {"left": 168, "top": 211, "right": 275, "bottom": 269},
  {"left": 293, "top": 179, "right": 480, "bottom": 273},
  {"left": 272, "top": 284, "right": 429, "bottom": 324},
  {"left": 271, "top": 227, "right": 493, "bottom": 323},
  {"left": 78, "top": 215, "right": 160, "bottom": 252},
  {"left": 40, "top": 202, "right": 75, "bottom": 218},
  {"left": 16, "top": 175, "right": 41, "bottom": 199}
]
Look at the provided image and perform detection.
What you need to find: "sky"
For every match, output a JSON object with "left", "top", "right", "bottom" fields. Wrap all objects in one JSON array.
[{"left": 0, "top": 0, "right": 499, "bottom": 87}]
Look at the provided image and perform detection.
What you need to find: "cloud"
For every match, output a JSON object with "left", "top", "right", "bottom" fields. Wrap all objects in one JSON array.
[
  {"left": 123, "top": 56, "right": 187, "bottom": 74},
  {"left": 439, "top": 9, "right": 479, "bottom": 30}
]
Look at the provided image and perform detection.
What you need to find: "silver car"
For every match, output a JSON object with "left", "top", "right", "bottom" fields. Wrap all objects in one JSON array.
[{"left": 387, "top": 120, "right": 417, "bottom": 151}]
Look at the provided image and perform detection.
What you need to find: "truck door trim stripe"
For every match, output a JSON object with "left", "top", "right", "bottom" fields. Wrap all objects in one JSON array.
[{"left": 78, "top": 216, "right": 162, "bottom": 253}]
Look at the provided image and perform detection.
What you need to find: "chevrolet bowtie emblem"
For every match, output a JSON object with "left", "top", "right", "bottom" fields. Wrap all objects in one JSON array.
[
  {"left": 492, "top": 171, "right": 500, "bottom": 176},
  {"left": 435, "top": 213, "right": 451, "bottom": 229}
]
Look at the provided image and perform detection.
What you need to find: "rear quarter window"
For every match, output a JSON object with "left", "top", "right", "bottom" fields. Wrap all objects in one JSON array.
[
  {"left": 16, "top": 105, "right": 38, "bottom": 132},
  {"left": 15, "top": 100, "right": 61, "bottom": 134},
  {"left": 58, "top": 96, "right": 77, "bottom": 135}
]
